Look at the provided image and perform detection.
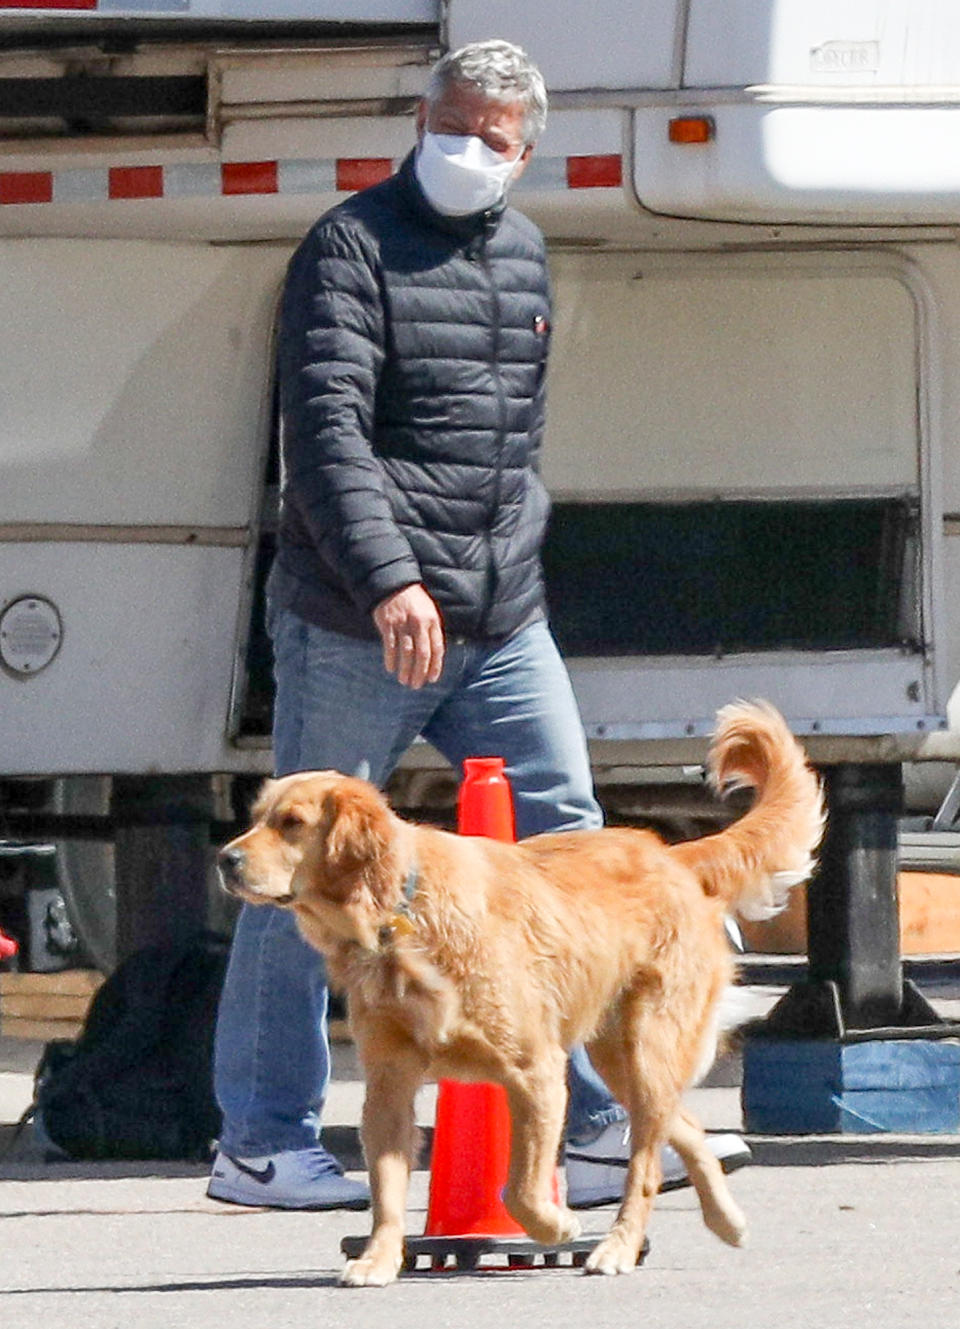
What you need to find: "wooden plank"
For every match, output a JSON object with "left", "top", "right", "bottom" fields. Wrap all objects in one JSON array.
[
  {"left": 0, "top": 969, "right": 102, "bottom": 997},
  {"left": 900, "top": 871, "right": 960, "bottom": 954},
  {"left": 0, "top": 1017, "right": 83, "bottom": 1041},
  {"left": 740, "top": 873, "right": 960, "bottom": 956},
  {"left": 0, "top": 970, "right": 101, "bottom": 1042},
  {"left": 1, "top": 993, "right": 94, "bottom": 1020}
]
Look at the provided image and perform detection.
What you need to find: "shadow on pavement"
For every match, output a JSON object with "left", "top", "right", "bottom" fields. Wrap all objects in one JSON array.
[
  {"left": 0, "top": 1122, "right": 426, "bottom": 1180},
  {"left": 1, "top": 1273, "right": 342, "bottom": 1296}
]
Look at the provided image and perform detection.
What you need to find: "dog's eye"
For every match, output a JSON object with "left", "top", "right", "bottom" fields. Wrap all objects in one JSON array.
[{"left": 277, "top": 811, "right": 305, "bottom": 834}]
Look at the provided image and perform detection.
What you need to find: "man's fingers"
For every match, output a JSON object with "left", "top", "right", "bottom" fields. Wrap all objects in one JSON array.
[
  {"left": 372, "top": 585, "right": 445, "bottom": 689},
  {"left": 425, "top": 618, "right": 445, "bottom": 684},
  {"left": 381, "top": 628, "right": 398, "bottom": 676},
  {"left": 398, "top": 626, "right": 442, "bottom": 690},
  {"left": 397, "top": 633, "right": 420, "bottom": 688}
]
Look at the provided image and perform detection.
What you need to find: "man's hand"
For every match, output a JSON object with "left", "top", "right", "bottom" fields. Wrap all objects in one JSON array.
[{"left": 372, "top": 584, "right": 445, "bottom": 689}]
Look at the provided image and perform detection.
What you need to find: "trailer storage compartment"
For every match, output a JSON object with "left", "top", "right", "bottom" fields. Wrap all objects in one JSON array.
[
  {"left": 0, "top": 237, "right": 287, "bottom": 775},
  {"left": 543, "top": 496, "right": 918, "bottom": 657},
  {"left": 536, "top": 247, "right": 941, "bottom": 742}
]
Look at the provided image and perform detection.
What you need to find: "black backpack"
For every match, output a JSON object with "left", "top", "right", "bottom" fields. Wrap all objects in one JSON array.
[{"left": 32, "top": 933, "right": 229, "bottom": 1161}]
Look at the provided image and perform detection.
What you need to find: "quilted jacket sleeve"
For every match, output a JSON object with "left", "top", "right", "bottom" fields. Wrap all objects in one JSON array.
[{"left": 278, "top": 219, "right": 422, "bottom": 615}]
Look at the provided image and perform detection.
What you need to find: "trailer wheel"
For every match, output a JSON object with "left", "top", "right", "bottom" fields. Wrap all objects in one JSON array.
[
  {"left": 52, "top": 777, "right": 116, "bottom": 973},
  {"left": 52, "top": 775, "right": 238, "bottom": 973}
]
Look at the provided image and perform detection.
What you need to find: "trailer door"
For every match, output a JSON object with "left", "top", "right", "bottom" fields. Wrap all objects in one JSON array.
[{"left": 542, "top": 247, "right": 941, "bottom": 746}]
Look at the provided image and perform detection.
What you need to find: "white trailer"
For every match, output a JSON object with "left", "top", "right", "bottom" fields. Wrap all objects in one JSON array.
[{"left": 3, "top": 1, "right": 960, "bottom": 991}]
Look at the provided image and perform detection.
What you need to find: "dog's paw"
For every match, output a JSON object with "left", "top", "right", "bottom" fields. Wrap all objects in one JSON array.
[
  {"left": 703, "top": 1196, "right": 749, "bottom": 1248},
  {"left": 583, "top": 1232, "right": 642, "bottom": 1276},
  {"left": 339, "top": 1251, "right": 402, "bottom": 1288},
  {"left": 527, "top": 1203, "right": 581, "bottom": 1247},
  {"left": 507, "top": 1196, "right": 582, "bottom": 1246},
  {"left": 554, "top": 1205, "right": 582, "bottom": 1245}
]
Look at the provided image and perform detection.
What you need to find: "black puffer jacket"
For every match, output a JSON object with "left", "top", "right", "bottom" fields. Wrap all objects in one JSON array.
[{"left": 268, "top": 151, "right": 552, "bottom": 642}]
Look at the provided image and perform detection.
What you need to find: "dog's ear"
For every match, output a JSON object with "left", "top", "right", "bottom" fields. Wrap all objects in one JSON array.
[{"left": 319, "top": 779, "right": 392, "bottom": 887}]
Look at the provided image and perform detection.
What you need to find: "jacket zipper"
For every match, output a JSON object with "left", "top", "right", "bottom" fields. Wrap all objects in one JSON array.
[{"left": 478, "top": 234, "right": 508, "bottom": 637}]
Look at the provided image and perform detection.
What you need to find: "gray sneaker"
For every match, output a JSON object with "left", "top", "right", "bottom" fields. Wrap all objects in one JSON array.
[
  {"left": 565, "top": 1122, "right": 752, "bottom": 1208},
  {"left": 207, "top": 1146, "right": 370, "bottom": 1210}
]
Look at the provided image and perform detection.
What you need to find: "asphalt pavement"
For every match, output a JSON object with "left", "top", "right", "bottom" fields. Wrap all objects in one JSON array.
[{"left": 2, "top": 963, "right": 960, "bottom": 1329}]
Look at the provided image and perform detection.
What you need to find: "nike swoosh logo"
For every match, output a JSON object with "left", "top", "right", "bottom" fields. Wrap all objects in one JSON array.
[{"left": 227, "top": 1155, "right": 276, "bottom": 1184}]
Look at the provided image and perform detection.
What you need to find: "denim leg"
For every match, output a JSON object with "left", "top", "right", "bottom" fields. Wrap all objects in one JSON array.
[
  {"left": 215, "top": 904, "right": 331, "bottom": 1156},
  {"left": 424, "top": 621, "right": 603, "bottom": 839},
  {"left": 423, "top": 620, "right": 626, "bottom": 1140},
  {"left": 565, "top": 1046, "right": 626, "bottom": 1145},
  {"left": 214, "top": 607, "right": 438, "bottom": 1156}
]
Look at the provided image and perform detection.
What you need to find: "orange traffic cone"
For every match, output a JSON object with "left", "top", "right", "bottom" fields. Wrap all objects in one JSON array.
[
  {"left": 425, "top": 1078, "right": 521, "bottom": 1237},
  {"left": 456, "top": 755, "right": 516, "bottom": 842},
  {"left": 424, "top": 757, "right": 549, "bottom": 1239}
]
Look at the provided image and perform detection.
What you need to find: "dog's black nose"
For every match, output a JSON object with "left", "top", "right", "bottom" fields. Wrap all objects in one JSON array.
[{"left": 218, "top": 846, "right": 246, "bottom": 886}]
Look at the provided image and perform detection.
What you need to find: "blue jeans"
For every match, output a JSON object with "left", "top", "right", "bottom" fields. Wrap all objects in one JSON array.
[{"left": 214, "top": 607, "right": 625, "bottom": 1155}]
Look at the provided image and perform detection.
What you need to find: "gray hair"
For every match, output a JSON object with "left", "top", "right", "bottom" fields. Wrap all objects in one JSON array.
[{"left": 425, "top": 39, "right": 548, "bottom": 144}]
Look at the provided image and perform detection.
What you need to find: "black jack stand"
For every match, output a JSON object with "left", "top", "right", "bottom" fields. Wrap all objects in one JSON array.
[{"left": 742, "top": 763, "right": 960, "bottom": 1133}]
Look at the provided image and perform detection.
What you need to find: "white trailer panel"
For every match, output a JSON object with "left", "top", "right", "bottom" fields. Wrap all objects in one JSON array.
[
  {"left": 0, "top": 240, "right": 285, "bottom": 527},
  {"left": 0, "top": 1, "right": 437, "bottom": 20},
  {"left": 544, "top": 251, "right": 919, "bottom": 498},
  {"left": 633, "top": 104, "right": 960, "bottom": 225},
  {"left": 571, "top": 651, "right": 935, "bottom": 742},
  {"left": 684, "top": 0, "right": 960, "bottom": 89},
  {"left": 446, "top": 0, "right": 681, "bottom": 91},
  {"left": 1, "top": 542, "right": 249, "bottom": 775}
]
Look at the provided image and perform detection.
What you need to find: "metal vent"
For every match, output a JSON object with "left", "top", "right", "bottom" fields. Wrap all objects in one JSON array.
[{"left": 0, "top": 73, "right": 206, "bottom": 135}]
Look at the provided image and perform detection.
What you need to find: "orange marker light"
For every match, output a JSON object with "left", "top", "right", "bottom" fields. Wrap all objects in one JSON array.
[{"left": 668, "top": 115, "right": 715, "bottom": 144}]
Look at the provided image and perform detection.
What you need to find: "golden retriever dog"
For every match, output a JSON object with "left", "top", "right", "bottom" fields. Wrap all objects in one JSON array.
[{"left": 218, "top": 700, "right": 823, "bottom": 1285}]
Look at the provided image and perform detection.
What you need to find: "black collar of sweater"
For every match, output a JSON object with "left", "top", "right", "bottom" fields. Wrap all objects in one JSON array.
[{"left": 395, "top": 149, "right": 506, "bottom": 242}]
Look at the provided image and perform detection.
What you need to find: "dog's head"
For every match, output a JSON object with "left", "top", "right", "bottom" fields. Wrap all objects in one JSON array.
[{"left": 218, "top": 771, "right": 405, "bottom": 952}]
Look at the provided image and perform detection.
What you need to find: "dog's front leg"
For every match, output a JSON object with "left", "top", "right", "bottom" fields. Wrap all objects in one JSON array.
[
  {"left": 340, "top": 1057, "right": 422, "bottom": 1288},
  {"left": 503, "top": 1051, "right": 581, "bottom": 1247},
  {"left": 584, "top": 1132, "right": 661, "bottom": 1276}
]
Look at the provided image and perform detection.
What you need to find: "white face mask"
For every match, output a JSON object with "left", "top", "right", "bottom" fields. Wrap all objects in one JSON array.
[{"left": 415, "top": 132, "right": 524, "bottom": 217}]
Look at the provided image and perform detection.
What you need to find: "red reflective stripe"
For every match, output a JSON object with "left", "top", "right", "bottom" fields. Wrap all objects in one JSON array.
[
  {"left": 0, "top": 171, "right": 53, "bottom": 205},
  {"left": 566, "top": 154, "right": 622, "bottom": 189},
  {"left": 109, "top": 166, "right": 164, "bottom": 199},
  {"left": 0, "top": 0, "right": 96, "bottom": 6},
  {"left": 221, "top": 161, "right": 278, "bottom": 195},
  {"left": 336, "top": 158, "right": 393, "bottom": 192}
]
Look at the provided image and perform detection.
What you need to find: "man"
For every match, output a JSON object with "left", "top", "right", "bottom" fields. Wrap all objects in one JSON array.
[{"left": 208, "top": 39, "right": 749, "bottom": 1212}]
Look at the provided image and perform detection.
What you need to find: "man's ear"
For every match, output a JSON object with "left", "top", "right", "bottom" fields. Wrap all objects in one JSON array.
[
  {"left": 512, "top": 142, "right": 534, "bottom": 184},
  {"left": 415, "top": 98, "right": 429, "bottom": 141}
]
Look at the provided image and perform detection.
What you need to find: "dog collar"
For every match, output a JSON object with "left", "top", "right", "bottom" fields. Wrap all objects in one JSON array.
[
  {"left": 378, "top": 861, "right": 420, "bottom": 946},
  {"left": 401, "top": 861, "right": 419, "bottom": 905}
]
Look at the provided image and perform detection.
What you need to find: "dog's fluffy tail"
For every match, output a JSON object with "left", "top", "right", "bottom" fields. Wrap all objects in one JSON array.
[{"left": 670, "top": 701, "right": 825, "bottom": 921}]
